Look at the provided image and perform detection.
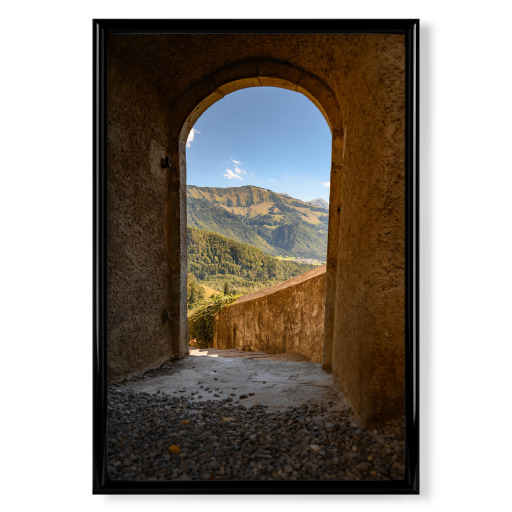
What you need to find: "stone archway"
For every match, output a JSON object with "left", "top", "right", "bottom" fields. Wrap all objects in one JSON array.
[
  {"left": 167, "top": 59, "right": 343, "bottom": 375},
  {"left": 106, "top": 34, "right": 405, "bottom": 425}
]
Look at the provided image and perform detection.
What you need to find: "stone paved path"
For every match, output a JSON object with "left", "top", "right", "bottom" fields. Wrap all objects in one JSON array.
[
  {"left": 189, "top": 346, "right": 311, "bottom": 362},
  {"left": 120, "top": 347, "right": 349, "bottom": 412}
]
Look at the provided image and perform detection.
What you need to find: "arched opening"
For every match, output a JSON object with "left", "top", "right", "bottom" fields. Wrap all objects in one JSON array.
[
  {"left": 184, "top": 86, "right": 332, "bottom": 362},
  {"left": 171, "top": 60, "right": 345, "bottom": 372}
]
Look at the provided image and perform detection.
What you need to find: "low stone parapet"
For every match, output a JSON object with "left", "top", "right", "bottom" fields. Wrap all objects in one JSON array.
[{"left": 213, "top": 265, "right": 326, "bottom": 362}]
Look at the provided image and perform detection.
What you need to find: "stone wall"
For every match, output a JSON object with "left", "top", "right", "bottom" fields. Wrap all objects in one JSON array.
[
  {"left": 106, "top": 44, "right": 184, "bottom": 383},
  {"left": 106, "top": 33, "right": 406, "bottom": 424},
  {"left": 214, "top": 266, "right": 326, "bottom": 363}
]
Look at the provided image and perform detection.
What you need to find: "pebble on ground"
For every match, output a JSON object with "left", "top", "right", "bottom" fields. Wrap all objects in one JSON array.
[{"left": 107, "top": 387, "right": 405, "bottom": 481}]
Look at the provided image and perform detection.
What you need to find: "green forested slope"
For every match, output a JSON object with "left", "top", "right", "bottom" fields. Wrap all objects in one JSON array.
[{"left": 187, "top": 227, "right": 315, "bottom": 295}]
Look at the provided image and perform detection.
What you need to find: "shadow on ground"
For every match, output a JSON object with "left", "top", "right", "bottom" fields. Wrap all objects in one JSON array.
[{"left": 107, "top": 348, "right": 404, "bottom": 481}]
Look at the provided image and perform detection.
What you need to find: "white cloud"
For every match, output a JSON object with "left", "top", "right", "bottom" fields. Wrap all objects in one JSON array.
[
  {"left": 225, "top": 159, "right": 248, "bottom": 176},
  {"left": 321, "top": 181, "right": 330, "bottom": 188},
  {"left": 186, "top": 128, "right": 200, "bottom": 148},
  {"left": 224, "top": 156, "right": 254, "bottom": 180},
  {"left": 224, "top": 168, "right": 244, "bottom": 180},
  {"left": 270, "top": 178, "right": 276, "bottom": 183},
  {"left": 282, "top": 171, "right": 288, "bottom": 175}
]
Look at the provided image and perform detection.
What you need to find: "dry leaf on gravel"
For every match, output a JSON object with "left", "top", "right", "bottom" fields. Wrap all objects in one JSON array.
[{"left": 168, "top": 444, "right": 181, "bottom": 454}]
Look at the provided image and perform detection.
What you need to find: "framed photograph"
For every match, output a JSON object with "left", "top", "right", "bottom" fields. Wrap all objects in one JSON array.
[{"left": 93, "top": 19, "right": 419, "bottom": 494}]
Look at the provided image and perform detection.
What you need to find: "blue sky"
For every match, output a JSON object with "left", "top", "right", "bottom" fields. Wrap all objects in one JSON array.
[{"left": 186, "top": 87, "right": 332, "bottom": 203}]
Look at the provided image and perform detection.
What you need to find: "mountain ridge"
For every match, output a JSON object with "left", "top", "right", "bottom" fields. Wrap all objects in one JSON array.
[
  {"left": 307, "top": 197, "right": 329, "bottom": 210},
  {"left": 186, "top": 185, "right": 328, "bottom": 260}
]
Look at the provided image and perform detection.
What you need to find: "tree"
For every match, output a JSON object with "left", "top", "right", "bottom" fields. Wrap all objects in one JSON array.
[
  {"left": 187, "top": 273, "right": 205, "bottom": 309},
  {"left": 223, "top": 281, "right": 230, "bottom": 295}
]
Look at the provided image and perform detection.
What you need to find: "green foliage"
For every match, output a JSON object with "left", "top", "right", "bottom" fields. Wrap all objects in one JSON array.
[
  {"left": 188, "top": 294, "right": 241, "bottom": 348},
  {"left": 187, "top": 273, "right": 205, "bottom": 309},
  {"left": 187, "top": 227, "right": 315, "bottom": 295},
  {"left": 200, "top": 276, "right": 276, "bottom": 296},
  {"left": 223, "top": 281, "right": 230, "bottom": 295}
]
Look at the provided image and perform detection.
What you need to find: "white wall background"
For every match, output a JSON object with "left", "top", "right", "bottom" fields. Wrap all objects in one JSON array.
[{"left": 1, "top": 1, "right": 510, "bottom": 510}]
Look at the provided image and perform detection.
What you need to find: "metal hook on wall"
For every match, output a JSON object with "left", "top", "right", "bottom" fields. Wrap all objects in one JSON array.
[{"left": 161, "top": 156, "right": 172, "bottom": 169}]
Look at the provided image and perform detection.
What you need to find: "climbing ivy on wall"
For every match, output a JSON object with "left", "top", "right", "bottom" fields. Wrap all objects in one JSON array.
[{"left": 188, "top": 294, "right": 241, "bottom": 348}]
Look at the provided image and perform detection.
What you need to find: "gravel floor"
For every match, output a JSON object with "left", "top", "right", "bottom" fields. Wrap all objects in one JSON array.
[{"left": 107, "top": 387, "right": 404, "bottom": 481}]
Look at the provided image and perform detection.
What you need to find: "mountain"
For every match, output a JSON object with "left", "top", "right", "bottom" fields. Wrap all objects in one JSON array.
[
  {"left": 187, "top": 185, "right": 328, "bottom": 260},
  {"left": 307, "top": 198, "right": 329, "bottom": 210},
  {"left": 187, "top": 227, "right": 315, "bottom": 295}
]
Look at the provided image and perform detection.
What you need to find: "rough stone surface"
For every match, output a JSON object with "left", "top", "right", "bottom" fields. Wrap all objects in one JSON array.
[
  {"left": 119, "top": 349, "right": 343, "bottom": 411},
  {"left": 327, "top": 38, "right": 406, "bottom": 425},
  {"left": 107, "top": 34, "right": 406, "bottom": 424},
  {"left": 107, "top": 52, "right": 176, "bottom": 382},
  {"left": 214, "top": 265, "right": 326, "bottom": 363}
]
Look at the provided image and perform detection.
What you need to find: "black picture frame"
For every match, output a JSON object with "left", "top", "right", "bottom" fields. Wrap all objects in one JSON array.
[{"left": 93, "top": 18, "right": 419, "bottom": 494}]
